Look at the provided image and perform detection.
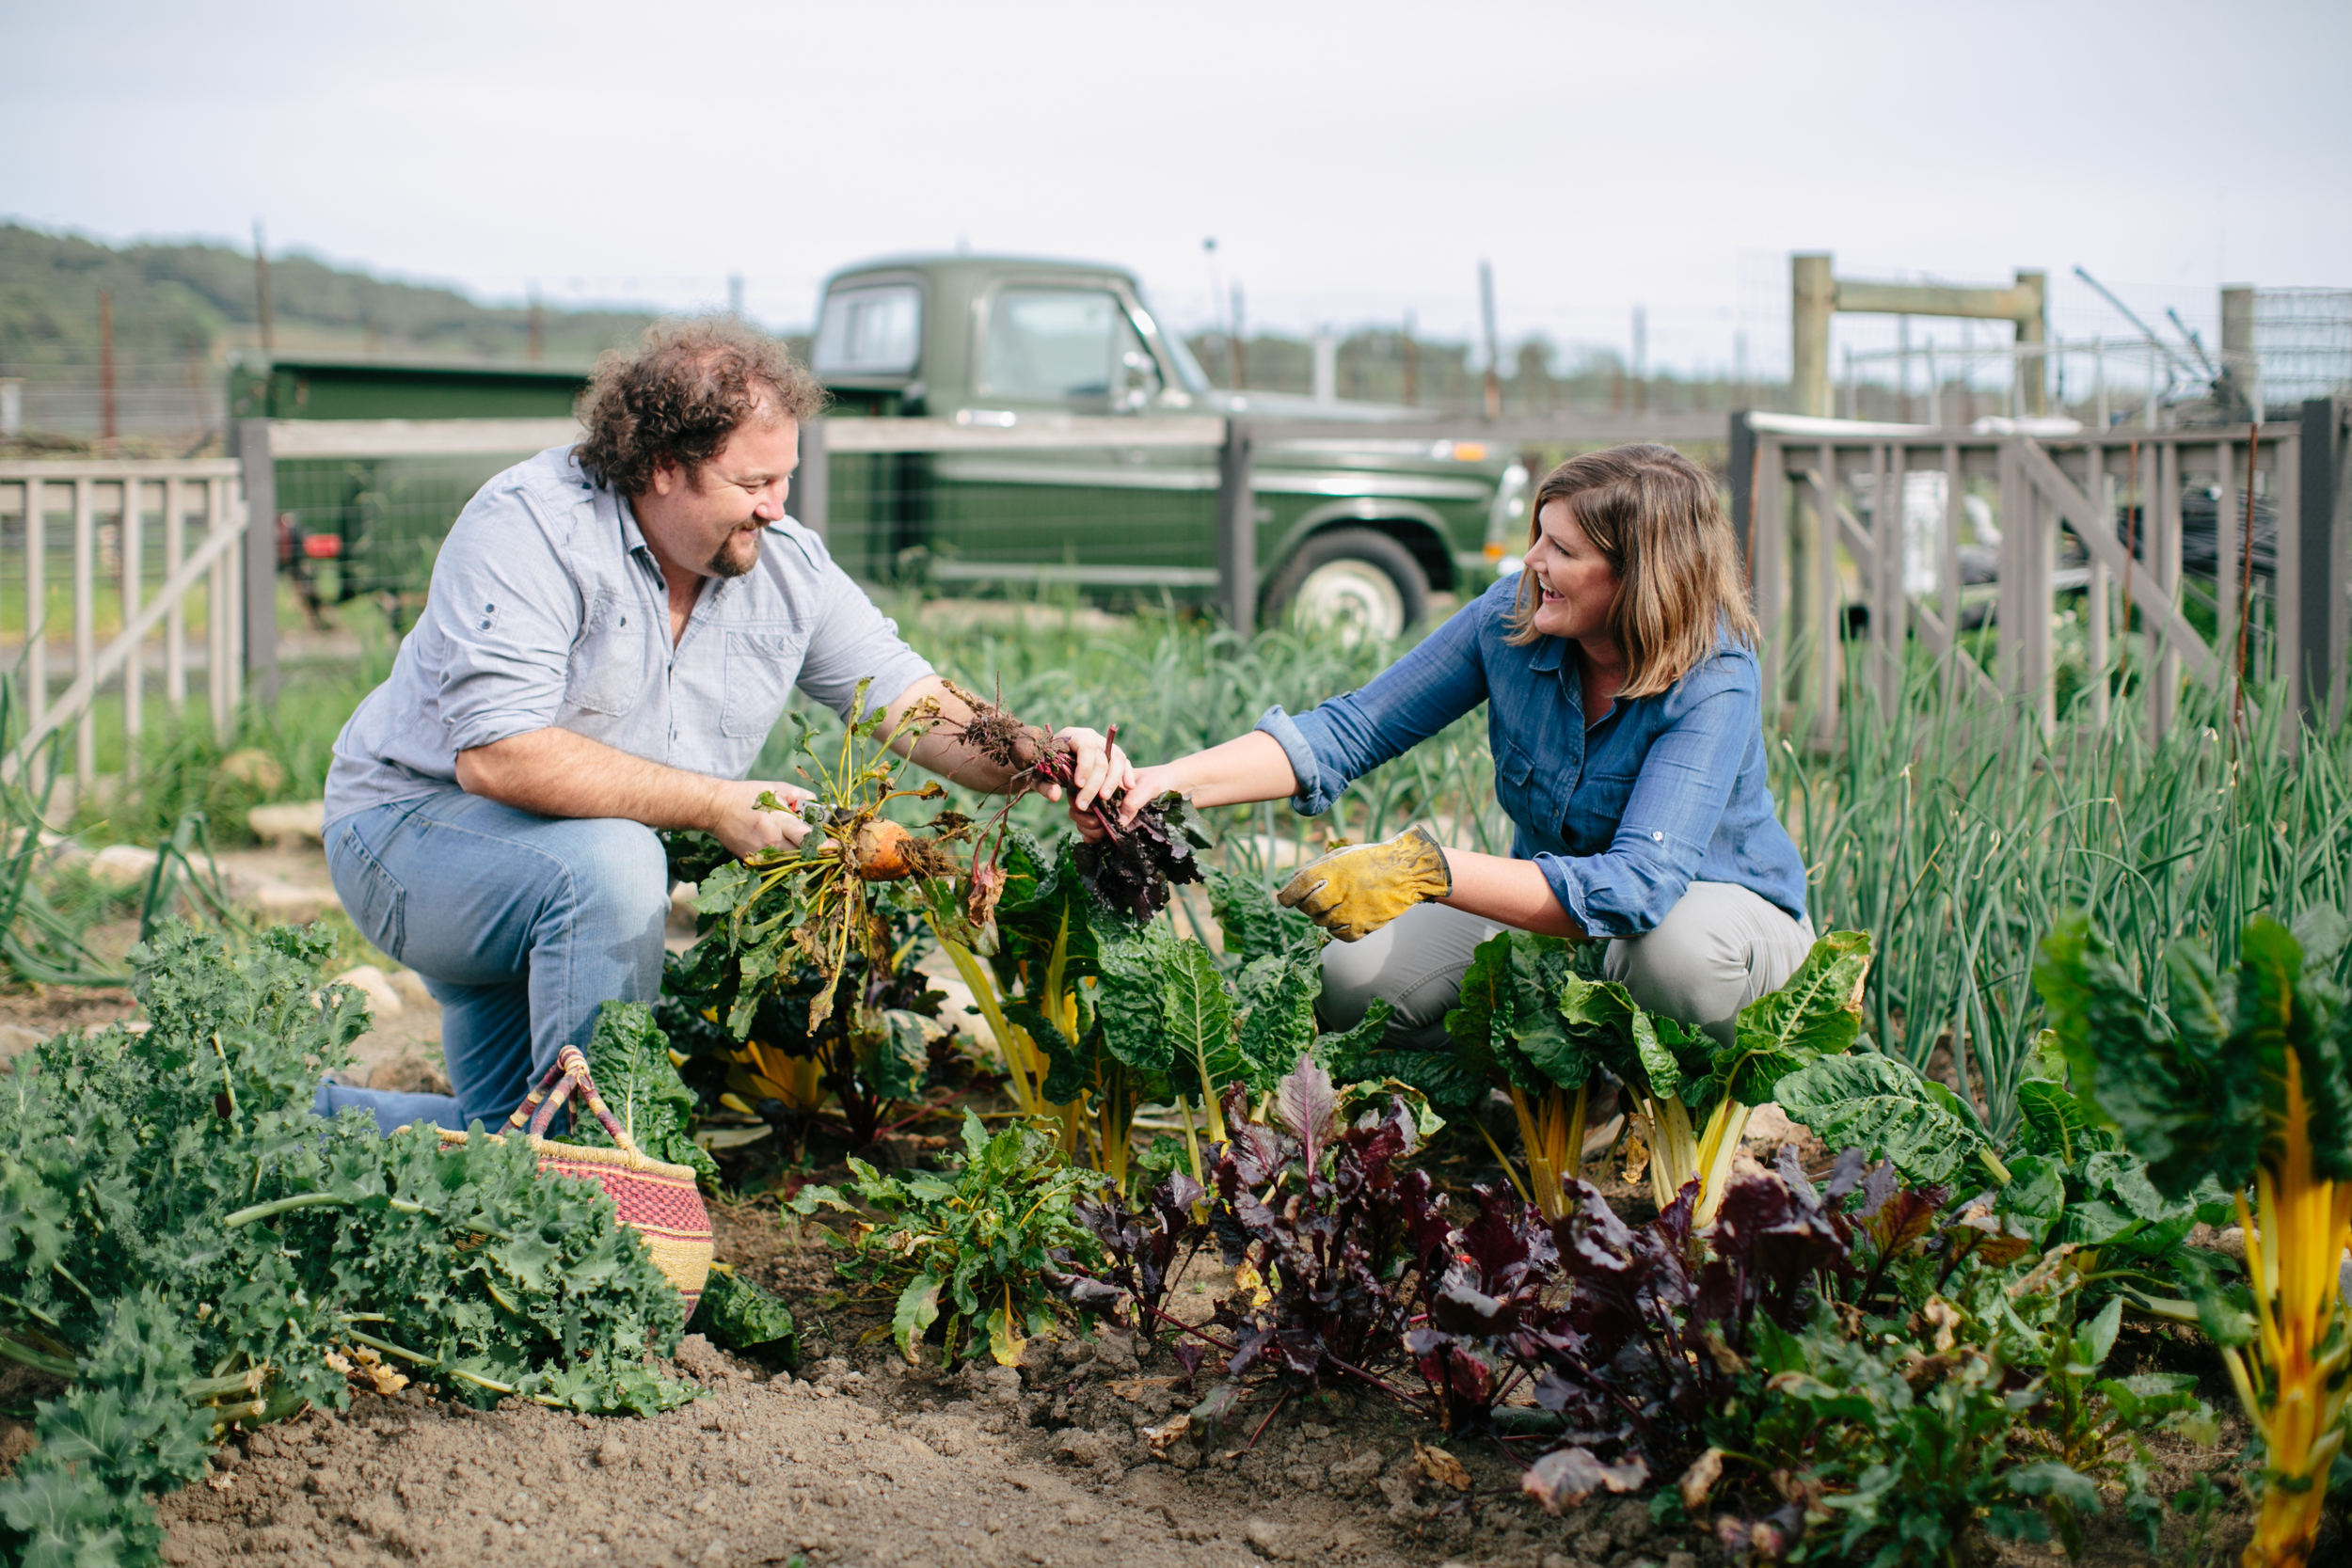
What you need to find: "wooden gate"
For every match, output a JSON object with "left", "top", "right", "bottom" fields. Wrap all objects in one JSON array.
[
  {"left": 0, "top": 458, "right": 253, "bottom": 789},
  {"left": 1733, "top": 405, "right": 2346, "bottom": 743}
]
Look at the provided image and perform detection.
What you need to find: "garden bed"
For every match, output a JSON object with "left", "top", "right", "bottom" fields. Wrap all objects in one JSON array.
[{"left": 144, "top": 1196, "right": 2263, "bottom": 1568}]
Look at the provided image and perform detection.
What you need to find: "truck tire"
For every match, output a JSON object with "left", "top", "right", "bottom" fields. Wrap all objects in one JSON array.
[{"left": 1262, "top": 528, "right": 1429, "bottom": 642}]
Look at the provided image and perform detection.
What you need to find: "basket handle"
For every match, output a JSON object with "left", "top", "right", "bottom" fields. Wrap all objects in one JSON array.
[{"left": 499, "top": 1046, "right": 640, "bottom": 1154}]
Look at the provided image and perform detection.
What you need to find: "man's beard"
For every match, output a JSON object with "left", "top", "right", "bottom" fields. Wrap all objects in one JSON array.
[{"left": 706, "top": 527, "right": 762, "bottom": 578}]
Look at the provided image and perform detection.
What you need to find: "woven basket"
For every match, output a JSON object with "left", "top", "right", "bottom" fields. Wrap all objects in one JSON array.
[{"left": 437, "top": 1045, "right": 713, "bottom": 1311}]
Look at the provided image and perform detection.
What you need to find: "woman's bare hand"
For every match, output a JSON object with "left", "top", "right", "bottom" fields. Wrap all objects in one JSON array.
[{"left": 1113, "top": 763, "right": 1192, "bottom": 828}]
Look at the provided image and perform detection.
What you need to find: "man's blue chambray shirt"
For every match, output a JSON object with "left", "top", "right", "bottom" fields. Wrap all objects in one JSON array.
[
  {"left": 1254, "top": 576, "right": 1807, "bottom": 938},
  {"left": 324, "top": 446, "right": 935, "bottom": 824}
]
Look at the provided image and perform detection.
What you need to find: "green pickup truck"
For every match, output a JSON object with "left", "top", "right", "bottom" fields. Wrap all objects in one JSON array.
[{"left": 808, "top": 255, "right": 1526, "bottom": 637}]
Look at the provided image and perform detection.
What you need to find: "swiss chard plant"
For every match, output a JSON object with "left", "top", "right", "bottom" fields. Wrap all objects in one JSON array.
[
  {"left": 1440, "top": 930, "right": 1593, "bottom": 1219},
  {"left": 1772, "top": 1025, "right": 2238, "bottom": 1319},
  {"left": 1459, "top": 929, "right": 1872, "bottom": 1222},
  {"left": 2035, "top": 910, "right": 2350, "bottom": 1568}
]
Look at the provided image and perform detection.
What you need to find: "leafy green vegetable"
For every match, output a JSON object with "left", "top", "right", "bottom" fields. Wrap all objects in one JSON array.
[
  {"left": 2036, "top": 916, "right": 2267, "bottom": 1197},
  {"left": 564, "top": 1001, "right": 719, "bottom": 1182},
  {"left": 688, "top": 1269, "right": 800, "bottom": 1364},
  {"left": 1445, "top": 930, "right": 1589, "bottom": 1096},
  {"left": 1549, "top": 970, "right": 1709, "bottom": 1104},
  {"left": 793, "top": 1109, "right": 1103, "bottom": 1366},
  {"left": 1707, "top": 928, "right": 1872, "bottom": 1105},
  {"left": 0, "top": 923, "right": 696, "bottom": 1567},
  {"left": 1773, "top": 1052, "right": 2003, "bottom": 1188},
  {"left": 1204, "top": 865, "right": 1321, "bottom": 969},
  {"left": 2036, "top": 911, "right": 2352, "bottom": 1568}
]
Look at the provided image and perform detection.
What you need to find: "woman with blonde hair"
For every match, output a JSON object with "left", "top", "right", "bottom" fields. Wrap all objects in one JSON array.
[{"left": 1113, "top": 443, "right": 1810, "bottom": 1050}]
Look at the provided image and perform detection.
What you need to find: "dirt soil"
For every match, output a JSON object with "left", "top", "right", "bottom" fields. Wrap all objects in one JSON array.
[{"left": 148, "top": 1192, "right": 2265, "bottom": 1568}]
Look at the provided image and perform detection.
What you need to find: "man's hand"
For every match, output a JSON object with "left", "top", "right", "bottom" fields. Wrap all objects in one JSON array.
[
  {"left": 1277, "top": 824, "right": 1454, "bottom": 942},
  {"left": 710, "top": 780, "right": 817, "bottom": 861},
  {"left": 1053, "top": 727, "right": 1135, "bottom": 834}
]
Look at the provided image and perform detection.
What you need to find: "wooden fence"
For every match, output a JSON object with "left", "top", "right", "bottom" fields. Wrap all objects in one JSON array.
[
  {"left": 1730, "top": 400, "right": 2350, "bottom": 742},
  {"left": 0, "top": 402, "right": 2338, "bottom": 799}
]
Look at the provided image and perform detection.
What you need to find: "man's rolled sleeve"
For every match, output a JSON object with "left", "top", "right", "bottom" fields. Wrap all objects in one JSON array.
[
  {"left": 784, "top": 531, "right": 934, "bottom": 720},
  {"left": 429, "top": 494, "right": 581, "bottom": 754}
]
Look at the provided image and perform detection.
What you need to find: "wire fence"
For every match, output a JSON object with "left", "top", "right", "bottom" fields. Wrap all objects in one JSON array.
[
  {"left": 272, "top": 453, "right": 518, "bottom": 628},
  {"left": 0, "top": 363, "right": 227, "bottom": 448}
]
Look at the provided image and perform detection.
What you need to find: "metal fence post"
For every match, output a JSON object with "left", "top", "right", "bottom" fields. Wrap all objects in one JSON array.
[
  {"left": 1216, "top": 419, "right": 1256, "bottom": 635},
  {"left": 797, "top": 415, "right": 829, "bottom": 543},
  {"left": 2301, "top": 398, "right": 2348, "bottom": 731},
  {"left": 233, "top": 419, "right": 278, "bottom": 706}
]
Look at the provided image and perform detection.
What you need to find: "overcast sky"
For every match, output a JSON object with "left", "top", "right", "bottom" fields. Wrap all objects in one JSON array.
[{"left": 5, "top": 0, "right": 2344, "bottom": 378}]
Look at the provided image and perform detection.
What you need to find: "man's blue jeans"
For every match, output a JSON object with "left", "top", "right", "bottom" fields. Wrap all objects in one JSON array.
[{"left": 313, "top": 789, "right": 671, "bottom": 1134}]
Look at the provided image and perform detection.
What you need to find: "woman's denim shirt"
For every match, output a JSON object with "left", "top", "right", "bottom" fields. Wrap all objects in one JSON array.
[{"left": 1254, "top": 577, "right": 1807, "bottom": 938}]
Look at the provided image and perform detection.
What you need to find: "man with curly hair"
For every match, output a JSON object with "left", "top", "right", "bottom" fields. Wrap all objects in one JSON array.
[{"left": 315, "top": 319, "right": 1129, "bottom": 1133}]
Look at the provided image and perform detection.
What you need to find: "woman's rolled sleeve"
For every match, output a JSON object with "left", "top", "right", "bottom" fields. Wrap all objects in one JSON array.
[
  {"left": 1254, "top": 705, "right": 1345, "bottom": 816},
  {"left": 1535, "top": 840, "right": 1698, "bottom": 938},
  {"left": 1249, "top": 600, "right": 1492, "bottom": 818}
]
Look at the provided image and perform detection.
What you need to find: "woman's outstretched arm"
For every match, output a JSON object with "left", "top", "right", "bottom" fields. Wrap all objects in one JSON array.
[
  {"left": 1113, "top": 731, "right": 1298, "bottom": 824},
  {"left": 1439, "top": 847, "right": 1586, "bottom": 938}
]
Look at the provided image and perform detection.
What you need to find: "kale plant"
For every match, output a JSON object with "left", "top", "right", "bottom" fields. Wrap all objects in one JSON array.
[
  {"left": 0, "top": 924, "right": 696, "bottom": 1567},
  {"left": 560, "top": 999, "right": 719, "bottom": 1181}
]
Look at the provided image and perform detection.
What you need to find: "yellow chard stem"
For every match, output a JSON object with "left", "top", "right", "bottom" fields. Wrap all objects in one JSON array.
[
  {"left": 2243, "top": 1049, "right": 2352, "bottom": 1568},
  {"left": 1693, "top": 1099, "right": 1753, "bottom": 1227},
  {"left": 1508, "top": 1084, "right": 1563, "bottom": 1221},
  {"left": 1563, "top": 1079, "right": 1589, "bottom": 1190},
  {"left": 935, "top": 933, "right": 1035, "bottom": 1117},
  {"left": 1645, "top": 1095, "right": 1701, "bottom": 1212},
  {"left": 1470, "top": 1115, "right": 1534, "bottom": 1209},
  {"left": 1177, "top": 1093, "right": 1204, "bottom": 1188},
  {"left": 1043, "top": 907, "right": 1073, "bottom": 1041}
]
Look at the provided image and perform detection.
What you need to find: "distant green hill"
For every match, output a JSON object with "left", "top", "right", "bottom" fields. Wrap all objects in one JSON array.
[{"left": 0, "top": 223, "right": 658, "bottom": 372}]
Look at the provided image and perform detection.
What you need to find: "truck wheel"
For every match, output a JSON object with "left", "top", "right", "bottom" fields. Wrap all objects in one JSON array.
[{"left": 1263, "top": 528, "right": 1429, "bottom": 642}]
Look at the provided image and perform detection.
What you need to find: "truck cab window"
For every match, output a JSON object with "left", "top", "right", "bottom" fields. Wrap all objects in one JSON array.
[
  {"left": 980, "top": 288, "right": 1128, "bottom": 404},
  {"left": 813, "top": 284, "right": 921, "bottom": 377}
]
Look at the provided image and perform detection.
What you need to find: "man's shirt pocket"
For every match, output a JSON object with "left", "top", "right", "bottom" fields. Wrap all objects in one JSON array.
[
  {"left": 721, "top": 625, "right": 811, "bottom": 738},
  {"left": 563, "top": 589, "right": 652, "bottom": 717}
]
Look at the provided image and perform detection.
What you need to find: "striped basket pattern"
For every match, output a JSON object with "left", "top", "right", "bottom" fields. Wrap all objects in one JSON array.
[{"left": 437, "top": 1045, "right": 713, "bottom": 1311}]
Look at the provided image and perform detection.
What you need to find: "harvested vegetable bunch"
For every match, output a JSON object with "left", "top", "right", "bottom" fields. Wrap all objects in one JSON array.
[
  {"left": 2039, "top": 911, "right": 2352, "bottom": 1568},
  {"left": 681, "top": 677, "right": 976, "bottom": 1038},
  {"left": 940, "top": 679, "right": 1205, "bottom": 921}
]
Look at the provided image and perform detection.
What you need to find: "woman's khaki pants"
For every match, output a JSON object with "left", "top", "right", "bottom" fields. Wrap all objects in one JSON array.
[{"left": 1317, "top": 882, "right": 1817, "bottom": 1052}]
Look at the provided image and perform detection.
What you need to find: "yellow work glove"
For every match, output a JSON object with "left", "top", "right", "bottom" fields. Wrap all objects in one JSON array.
[{"left": 1276, "top": 824, "right": 1453, "bottom": 942}]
